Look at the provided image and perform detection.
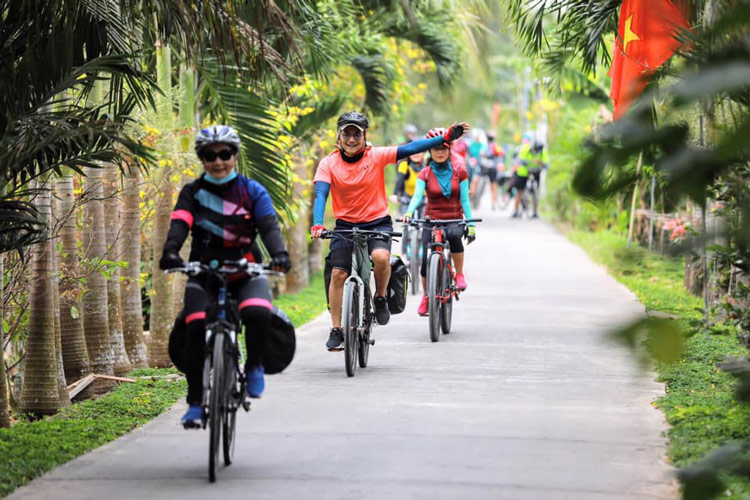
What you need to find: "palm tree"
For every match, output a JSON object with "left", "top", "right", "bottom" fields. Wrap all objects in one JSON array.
[
  {"left": 19, "top": 180, "right": 62, "bottom": 415},
  {"left": 103, "top": 164, "right": 132, "bottom": 376},
  {"left": 119, "top": 165, "right": 148, "bottom": 368},
  {"left": 147, "top": 41, "right": 176, "bottom": 368},
  {"left": 56, "top": 171, "right": 91, "bottom": 384},
  {"left": 0, "top": 254, "right": 9, "bottom": 427},
  {"left": 81, "top": 166, "right": 114, "bottom": 384},
  {"left": 49, "top": 194, "right": 70, "bottom": 408}
]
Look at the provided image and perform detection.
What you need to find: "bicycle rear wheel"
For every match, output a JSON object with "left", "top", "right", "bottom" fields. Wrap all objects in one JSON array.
[
  {"left": 427, "top": 253, "right": 442, "bottom": 343},
  {"left": 409, "top": 230, "right": 420, "bottom": 295},
  {"left": 342, "top": 281, "right": 359, "bottom": 377},
  {"left": 440, "top": 263, "right": 453, "bottom": 334},
  {"left": 208, "top": 333, "right": 224, "bottom": 482}
]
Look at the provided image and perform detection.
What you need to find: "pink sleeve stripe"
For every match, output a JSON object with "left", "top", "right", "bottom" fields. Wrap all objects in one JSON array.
[
  {"left": 185, "top": 311, "right": 206, "bottom": 324},
  {"left": 239, "top": 298, "right": 273, "bottom": 311},
  {"left": 171, "top": 209, "right": 194, "bottom": 228}
]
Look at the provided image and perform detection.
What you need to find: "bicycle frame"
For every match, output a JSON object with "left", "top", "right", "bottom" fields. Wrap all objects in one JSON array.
[
  {"left": 426, "top": 228, "right": 457, "bottom": 304},
  {"left": 344, "top": 231, "right": 372, "bottom": 330}
]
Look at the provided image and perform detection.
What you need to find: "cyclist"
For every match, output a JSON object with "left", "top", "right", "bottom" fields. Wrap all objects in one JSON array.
[
  {"left": 482, "top": 131, "right": 506, "bottom": 210},
  {"left": 159, "top": 125, "right": 291, "bottom": 427},
  {"left": 310, "top": 111, "right": 469, "bottom": 351},
  {"left": 515, "top": 139, "right": 549, "bottom": 218},
  {"left": 403, "top": 123, "right": 419, "bottom": 143},
  {"left": 402, "top": 127, "right": 476, "bottom": 316},
  {"left": 390, "top": 151, "right": 426, "bottom": 214}
]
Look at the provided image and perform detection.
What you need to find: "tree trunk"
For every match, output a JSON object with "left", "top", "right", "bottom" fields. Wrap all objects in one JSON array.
[
  {"left": 0, "top": 255, "right": 10, "bottom": 427},
  {"left": 49, "top": 194, "right": 70, "bottom": 408},
  {"left": 55, "top": 173, "right": 91, "bottom": 384},
  {"left": 148, "top": 171, "right": 174, "bottom": 367},
  {"left": 103, "top": 164, "right": 132, "bottom": 376},
  {"left": 19, "top": 181, "right": 62, "bottom": 415},
  {"left": 120, "top": 166, "right": 148, "bottom": 368},
  {"left": 147, "top": 40, "right": 175, "bottom": 368},
  {"left": 82, "top": 166, "right": 115, "bottom": 389},
  {"left": 286, "top": 149, "right": 310, "bottom": 293}
]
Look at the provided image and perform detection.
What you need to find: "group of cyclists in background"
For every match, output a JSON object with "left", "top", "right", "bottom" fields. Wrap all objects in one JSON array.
[{"left": 158, "top": 112, "right": 550, "bottom": 434}]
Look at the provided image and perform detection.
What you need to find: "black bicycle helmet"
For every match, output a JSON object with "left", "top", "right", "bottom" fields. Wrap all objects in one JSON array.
[
  {"left": 337, "top": 110, "right": 369, "bottom": 131},
  {"left": 531, "top": 140, "right": 544, "bottom": 153}
]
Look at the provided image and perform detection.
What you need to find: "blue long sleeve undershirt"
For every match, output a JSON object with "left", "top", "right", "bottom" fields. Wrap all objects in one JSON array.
[
  {"left": 405, "top": 179, "right": 474, "bottom": 226},
  {"left": 396, "top": 136, "right": 445, "bottom": 161}
]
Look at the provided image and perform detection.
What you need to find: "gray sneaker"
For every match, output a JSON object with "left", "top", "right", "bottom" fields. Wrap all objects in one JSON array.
[
  {"left": 374, "top": 296, "right": 390, "bottom": 325},
  {"left": 326, "top": 328, "right": 344, "bottom": 351}
]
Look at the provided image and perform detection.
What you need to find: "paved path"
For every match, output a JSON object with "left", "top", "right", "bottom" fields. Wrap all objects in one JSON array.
[{"left": 10, "top": 203, "right": 675, "bottom": 500}]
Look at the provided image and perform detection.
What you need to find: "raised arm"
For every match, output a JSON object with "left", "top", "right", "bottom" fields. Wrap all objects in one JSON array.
[{"left": 395, "top": 122, "right": 470, "bottom": 161}]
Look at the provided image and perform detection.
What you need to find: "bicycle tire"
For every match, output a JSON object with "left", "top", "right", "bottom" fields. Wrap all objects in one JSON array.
[
  {"left": 342, "top": 282, "right": 359, "bottom": 377},
  {"left": 440, "top": 262, "right": 453, "bottom": 334},
  {"left": 358, "top": 294, "right": 370, "bottom": 368},
  {"left": 427, "top": 253, "right": 442, "bottom": 343},
  {"left": 222, "top": 353, "right": 238, "bottom": 466},
  {"left": 208, "top": 333, "right": 224, "bottom": 483},
  {"left": 409, "top": 230, "right": 420, "bottom": 295}
]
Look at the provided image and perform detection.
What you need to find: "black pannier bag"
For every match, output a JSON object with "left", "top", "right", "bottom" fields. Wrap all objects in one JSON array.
[
  {"left": 168, "top": 306, "right": 296, "bottom": 375},
  {"left": 387, "top": 256, "right": 409, "bottom": 314}
]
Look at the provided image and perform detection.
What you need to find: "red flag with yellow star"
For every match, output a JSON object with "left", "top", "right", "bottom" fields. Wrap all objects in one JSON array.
[{"left": 609, "top": 0, "right": 690, "bottom": 119}]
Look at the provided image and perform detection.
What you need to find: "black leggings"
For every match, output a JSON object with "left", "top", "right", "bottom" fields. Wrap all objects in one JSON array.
[
  {"left": 420, "top": 226, "right": 464, "bottom": 277},
  {"left": 179, "top": 275, "right": 272, "bottom": 404}
]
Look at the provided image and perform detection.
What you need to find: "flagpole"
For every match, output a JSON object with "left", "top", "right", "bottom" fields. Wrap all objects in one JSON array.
[{"left": 627, "top": 151, "right": 644, "bottom": 248}]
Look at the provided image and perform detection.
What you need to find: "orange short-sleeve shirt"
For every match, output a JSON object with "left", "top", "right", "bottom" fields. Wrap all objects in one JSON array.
[{"left": 314, "top": 146, "right": 398, "bottom": 223}]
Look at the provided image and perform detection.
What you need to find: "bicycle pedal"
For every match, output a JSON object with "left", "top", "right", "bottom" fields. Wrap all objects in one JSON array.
[
  {"left": 241, "top": 395, "right": 252, "bottom": 411},
  {"left": 369, "top": 339, "right": 375, "bottom": 345}
]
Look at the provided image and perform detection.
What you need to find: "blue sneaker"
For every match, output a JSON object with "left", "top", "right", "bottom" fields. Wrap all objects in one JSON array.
[
  {"left": 246, "top": 365, "right": 265, "bottom": 398},
  {"left": 181, "top": 404, "right": 203, "bottom": 429}
]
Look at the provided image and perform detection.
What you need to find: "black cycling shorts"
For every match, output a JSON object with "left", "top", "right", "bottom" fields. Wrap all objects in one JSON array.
[
  {"left": 480, "top": 166, "right": 497, "bottom": 182},
  {"left": 508, "top": 175, "right": 528, "bottom": 192},
  {"left": 329, "top": 216, "right": 393, "bottom": 272},
  {"left": 420, "top": 225, "right": 464, "bottom": 277}
]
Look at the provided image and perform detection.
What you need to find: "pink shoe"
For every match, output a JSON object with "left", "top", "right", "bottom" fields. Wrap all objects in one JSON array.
[
  {"left": 456, "top": 273, "right": 468, "bottom": 290},
  {"left": 417, "top": 295, "right": 429, "bottom": 316}
]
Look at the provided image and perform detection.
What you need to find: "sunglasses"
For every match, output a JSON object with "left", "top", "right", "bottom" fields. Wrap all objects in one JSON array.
[
  {"left": 201, "top": 149, "right": 235, "bottom": 162},
  {"left": 341, "top": 130, "right": 363, "bottom": 141}
]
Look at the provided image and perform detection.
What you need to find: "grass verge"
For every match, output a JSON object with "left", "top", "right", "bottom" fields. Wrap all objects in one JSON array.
[
  {"left": 1, "top": 273, "right": 327, "bottom": 497},
  {"left": 568, "top": 229, "right": 750, "bottom": 498}
]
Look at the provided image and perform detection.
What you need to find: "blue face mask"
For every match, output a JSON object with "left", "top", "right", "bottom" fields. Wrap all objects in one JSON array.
[
  {"left": 204, "top": 170, "right": 238, "bottom": 185},
  {"left": 430, "top": 160, "right": 453, "bottom": 198}
]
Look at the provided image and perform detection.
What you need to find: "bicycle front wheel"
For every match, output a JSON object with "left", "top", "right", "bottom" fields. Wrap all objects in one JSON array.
[
  {"left": 342, "top": 281, "right": 359, "bottom": 377},
  {"left": 358, "top": 294, "right": 371, "bottom": 368},
  {"left": 222, "top": 355, "right": 238, "bottom": 466},
  {"left": 441, "top": 261, "right": 453, "bottom": 334},
  {"left": 427, "top": 253, "right": 442, "bottom": 343},
  {"left": 208, "top": 333, "right": 224, "bottom": 482}
]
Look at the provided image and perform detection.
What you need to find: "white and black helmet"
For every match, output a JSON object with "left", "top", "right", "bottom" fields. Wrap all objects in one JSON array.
[
  {"left": 337, "top": 111, "right": 369, "bottom": 133},
  {"left": 194, "top": 125, "right": 242, "bottom": 155}
]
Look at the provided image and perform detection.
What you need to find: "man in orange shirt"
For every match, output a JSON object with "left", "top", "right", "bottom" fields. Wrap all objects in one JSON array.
[{"left": 311, "top": 111, "right": 469, "bottom": 351}]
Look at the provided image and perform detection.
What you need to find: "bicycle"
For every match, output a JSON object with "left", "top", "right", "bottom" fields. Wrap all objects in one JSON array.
[
  {"left": 407, "top": 218, "right": 481, "bottom": 342},
  {"left": 321, "top": 228, "right": 401, "bottom": 377},
  {"left": 166, "top": 259, "right": 281, "bottom": 483},
  {"left": 521, "top": 168, "right": 540, "bottom": 218},
  {"left": 398, "top": 197, "right": 424, "bottom": 295}
]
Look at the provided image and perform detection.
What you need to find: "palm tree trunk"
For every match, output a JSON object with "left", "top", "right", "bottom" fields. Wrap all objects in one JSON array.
[
  {"left": 55, "top": 172, "right": 91, "bottom": 384},
  {"left": 103, "top": 164, "right": 132, "bottom": 376},
  {"left": 0, "top": 255, "right": 10, "bottom": 427},
  {"left": 19, "top": 180, "right": 62, "bottom": 415},
  {"left": 286, "top": 147, "right": 310, "bottom": 293},
  {"left": 148, "top": 40, "right": 175, "bottom": 367},
  {"left": 82, "top": 166, "right": 115, "bottom": 388},
  {"left": 49, "top": 194, "right": 70, "bottom": 408},
  {"left": 120, "top": 165, "right": 148, "bottom": 368}
]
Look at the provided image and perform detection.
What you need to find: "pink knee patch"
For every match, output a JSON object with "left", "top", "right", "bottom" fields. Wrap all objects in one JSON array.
[
  {"left": 185, "top": 311, "right": 206, "bottom": 324},
  {"left": 239, "top": 298, "right": 272, "bottom": 311}
]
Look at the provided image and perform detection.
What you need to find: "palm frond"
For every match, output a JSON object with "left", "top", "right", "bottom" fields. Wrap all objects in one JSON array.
[{"left": 199, "top": 59, "right": 293, "bottom": 219}]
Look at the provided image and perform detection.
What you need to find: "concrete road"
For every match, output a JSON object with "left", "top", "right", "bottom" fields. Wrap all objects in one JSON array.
[{"left": 10, "top": 204, "right": 675, "bottom": 500}]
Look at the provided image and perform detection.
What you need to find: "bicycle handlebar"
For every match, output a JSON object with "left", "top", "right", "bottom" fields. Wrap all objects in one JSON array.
[
  {"left": 164, "top": 258, "right": 284, "bottom": 278},
  {"left": 320, "top": 228, "right": 402, "bottom": 239},
  {"left": 396, "top": 218, "right": 482, "bottom": 226}
]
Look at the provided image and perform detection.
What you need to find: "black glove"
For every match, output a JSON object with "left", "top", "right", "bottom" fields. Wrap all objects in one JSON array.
[
  {"left": 271, "top": 253, "right": 292, "bottom": 273},
  {"left": 447, "top": 123, "right": 465, "bottom": 141},
  {"left": 159, "top": 250, "right": 184, "bottom": 270}
]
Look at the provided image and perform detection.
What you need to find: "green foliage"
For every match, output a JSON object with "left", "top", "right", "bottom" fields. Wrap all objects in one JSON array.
[
  {"left": 275, "top": 271, "right": 327, "bottom": 327},
  {"left": 569, "top": 228, "right": 750, "bottom": 498},
  {"left": 0, "top": 371, "right": 185, "bottom": 497}
]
